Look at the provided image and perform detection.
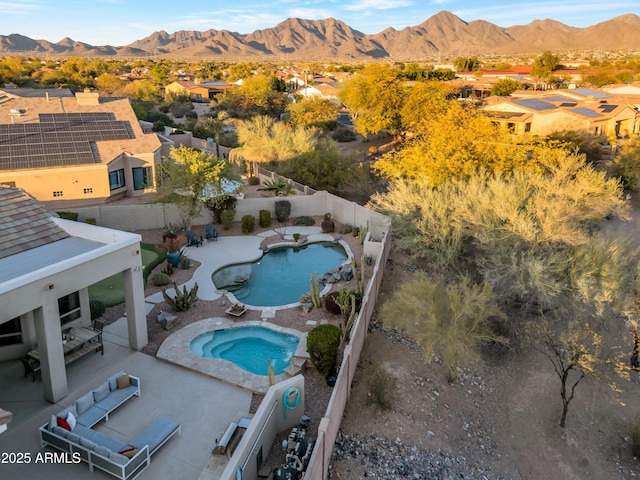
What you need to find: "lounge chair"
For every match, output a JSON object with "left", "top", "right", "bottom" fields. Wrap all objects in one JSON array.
[
  {"left": 186, "top": 230, "right": 203, "bottom": 247},
  {"left": 205, "top": 223, "right": 218, "bottom": 242}
]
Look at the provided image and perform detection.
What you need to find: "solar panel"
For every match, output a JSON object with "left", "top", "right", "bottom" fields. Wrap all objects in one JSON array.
[
  {"left": 513, "top": 98, "right": 557, "bottom": 111},
  {"left": 559, "top": 102, "right": 577, "bottom": 107},
  {"left": 570, "top": 89, "right": 610, "bottom": 99},
  {"left": 598, "top": 104, "right": 617, "bottom": 113},
  {"left": 541, "top": 96, "right": 571, "bottom": 103},
  {"left": 1, "top": 113, "right": 132, "bottom": 170},
  {"left": 570, "top": 107, "right": 603, "bottom": 118}
]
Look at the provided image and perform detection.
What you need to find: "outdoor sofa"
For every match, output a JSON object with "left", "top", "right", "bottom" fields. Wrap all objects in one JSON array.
[{"left": 39, "top": 371, "right": 180, "bottom": 480}]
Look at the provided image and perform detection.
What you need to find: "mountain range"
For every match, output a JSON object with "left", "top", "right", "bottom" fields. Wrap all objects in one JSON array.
[{"left": 2, "top": 11, "right": 640, "bottom": 60}]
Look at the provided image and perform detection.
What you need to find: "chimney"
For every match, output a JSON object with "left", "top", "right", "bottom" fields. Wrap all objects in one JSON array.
[{"left": 75, "top": 88, "right": 100, "bottom": 105}]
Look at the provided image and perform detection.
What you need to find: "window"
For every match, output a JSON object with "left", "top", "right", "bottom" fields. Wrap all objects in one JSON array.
[
  {"left": 0, "top": 317, "right": 22, "bottom": 347},
  {"left": 109, "top": 169, "right": 125, "bottom": 190},
  {"left": 53, "top": 191, "right": 63, "bottom": 197},
  {"left": 507, "top": 123, "right": 516, "bottom": 133},
  {"left": 132, "top": 167, "right": 152, "bottom": 191},
  {"left": 58, "top": 292, "right": 81, "bottom": 325},
  {"left": 83, "top": 187, "right": 93, "bottom": 194},
  {"left": 524, "top": 123, "right": 532, "bottom": 133}
]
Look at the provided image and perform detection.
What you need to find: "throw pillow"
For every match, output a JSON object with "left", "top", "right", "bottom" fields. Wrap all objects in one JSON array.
[
  {"left": 120, "top": 448, "right": 140, "bottom": 459},
  {"left": 108, "top": 371, "right": 125, "bottom": 391},
  {"left": 57, "top": 416, "right": 71, "bottom": 431},
  {"left": 92, "top": 382, "right": 110, "bottom": 403},
  {"left": 76, "top": 391, "right": 95, "bottom": 415},
  {"left": 116, "top": 374, "right": 130, "bottom": 389},
  {"left": 66, "top": 411, "right": 77, "bottom": 431}
]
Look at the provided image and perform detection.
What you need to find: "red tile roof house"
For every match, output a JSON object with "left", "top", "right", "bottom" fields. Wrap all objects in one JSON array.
[{"left": 0, "top": 187, "right": 147, "bottom": 404}]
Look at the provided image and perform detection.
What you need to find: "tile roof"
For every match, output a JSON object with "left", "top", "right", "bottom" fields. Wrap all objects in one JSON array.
[
  {"left": 0, "top": 89, "right": 161, "bottom": 170},
  {"left": 0, "top": 186, "right": 69, "bottom": 260}
]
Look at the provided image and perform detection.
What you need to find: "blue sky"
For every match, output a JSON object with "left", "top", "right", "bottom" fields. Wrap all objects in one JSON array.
[{"left": 1, "top": 0, "right": 638, "bottom": 46}]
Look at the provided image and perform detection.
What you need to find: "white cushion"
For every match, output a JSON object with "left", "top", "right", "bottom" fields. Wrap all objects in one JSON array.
[
  {"left": 48, "top": 414, "right": 57, "bottom": 431},
  {"left": 66, "top": 411, "right": 77, "bottom": 431}
]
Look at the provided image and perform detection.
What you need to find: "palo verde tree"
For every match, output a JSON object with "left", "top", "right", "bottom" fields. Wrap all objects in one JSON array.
[
  {"left": 381, "top": 273, "right": 506, "bottom": 382},
  {"left": 160, "top": 146, "right": 237, "bottom": 228},
  {"left": 338, "top": 63, "right": 405, "bottom": 138},
  {"left": 526, "top": 317, "right": 628, "bottom": 428}
]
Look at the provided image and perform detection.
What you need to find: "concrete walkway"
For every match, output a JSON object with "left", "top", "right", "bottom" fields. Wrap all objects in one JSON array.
[{"left": 0, "top": 330, "right": 252, "bottom": 480}]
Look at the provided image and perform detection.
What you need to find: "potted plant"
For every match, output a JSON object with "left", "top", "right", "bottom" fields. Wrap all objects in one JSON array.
[{"left": 162, "top": 230, "right": 183, "bottom": 267}]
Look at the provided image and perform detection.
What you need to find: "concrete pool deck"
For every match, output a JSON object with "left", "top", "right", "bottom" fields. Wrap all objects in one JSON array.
[
  {"left": 0, "top": 331, "right": 252, "bottom": 480},
  {"left": 156, "top": 318, "right": 309, "bottom": 394}
]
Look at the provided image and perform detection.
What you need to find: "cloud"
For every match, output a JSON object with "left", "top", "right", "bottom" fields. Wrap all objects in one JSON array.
[
  {"left": 0, "top": 0, "right": 41, "bottom": 15},
  {"left": 343, "top": 0, "right": 414, "bottom": 12},
  {"left": 287, "top": 8, "right": 335, "bottom": 20}
]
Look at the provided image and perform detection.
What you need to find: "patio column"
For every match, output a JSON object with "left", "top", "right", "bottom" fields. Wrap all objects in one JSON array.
[
  {"left": 123, "top": 267, "right": 148, "bottom": 350},
  {"left": 34, "top": 295, "right": 67, "bottom": 402}
]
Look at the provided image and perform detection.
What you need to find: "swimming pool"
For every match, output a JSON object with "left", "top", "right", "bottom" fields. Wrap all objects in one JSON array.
[
  {"left": 190, "top": 325, "right": 300, "bottom": 375},
  {"left": 212, "top": 241, "right": 349, "bottom": 307}
]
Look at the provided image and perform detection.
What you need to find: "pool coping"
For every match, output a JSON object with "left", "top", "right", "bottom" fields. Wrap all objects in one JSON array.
[{"left": 156, "top": 318, "right": 309, "bottom": 394}]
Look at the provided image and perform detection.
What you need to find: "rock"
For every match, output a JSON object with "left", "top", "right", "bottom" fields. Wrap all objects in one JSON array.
[{"left": 300, "top": 302, "right": 314, "bottom": 313}]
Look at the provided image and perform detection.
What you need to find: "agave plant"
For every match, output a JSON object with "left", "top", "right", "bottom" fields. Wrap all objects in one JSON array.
[{"left": 257, "top": 178, "right": 295, "bottom": 196}]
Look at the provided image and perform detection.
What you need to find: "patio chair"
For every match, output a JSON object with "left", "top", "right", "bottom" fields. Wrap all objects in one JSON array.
[
  {"left": 20, "top": 356, "right": 41, "bottom": 382},
  {"left": 206, "top": 223, "right": 218, "bottom": 242},
  {"left": 186, "top": 230, "right": 203, "bottom": 247},
  {"left": 92, "top": 320, "right": 105, "bottom": 354}
]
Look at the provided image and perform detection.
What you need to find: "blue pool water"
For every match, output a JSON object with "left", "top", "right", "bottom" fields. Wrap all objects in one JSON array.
[
  {"left": 212, "top": 242, "right": 348, "bottom": 307},
  {"left": 190, "top": 326, "right": 300, "bottom": 375}
]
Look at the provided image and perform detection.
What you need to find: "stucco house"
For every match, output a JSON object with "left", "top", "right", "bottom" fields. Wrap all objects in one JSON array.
[
  {"left": 483, "top": 88, "right": 639, "bottom": 137},
  {"left": 0, "top": 186, "right": 147, "bottom": 403},
  {"left": 164, "top": 80, "right": 232, "bottom": 102},
  {"left": 0, "top": 87, "right": 162, "bottom": 208}
]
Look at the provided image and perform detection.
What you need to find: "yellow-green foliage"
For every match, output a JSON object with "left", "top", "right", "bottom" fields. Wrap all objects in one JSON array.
[{"left": 381, "top": 273, "right": 505, "bottom": 382}]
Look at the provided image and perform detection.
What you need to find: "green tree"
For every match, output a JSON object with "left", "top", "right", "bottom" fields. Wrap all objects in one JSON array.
[
  {"left": 94, "top": 73, "right": 126, "bottom": 95},
  {"left": 125, "top": 80, "right": 160, "bottom": 102},
  {"left": 234, "top": 115, "right": 318, "bottom": 169},
  {"left": 161, "top": 146, "right": 236, "bottom": 228},
  {"left": 490, "top": 78, "right": 523, "bottom": 96},
  {"left": 215, "top": 74, "right": 287, "bottom": 118},
  {"left": 611, "top": 138, "right": 640, "bottom": 190},
  {"left": 194, "top": 114, "right": 226, "bottom": 157},
  {"left": 453, "top": 56, "right": 481, "bottom": 72},
  {"left": 338, "top": 63, "right": 405, "bottom": 137},
  {"left": 381, "top": 274, "right": 506, "bottom": 382},
  {"left": 286, "top": 96, "right": 340, "bottom": 130}
]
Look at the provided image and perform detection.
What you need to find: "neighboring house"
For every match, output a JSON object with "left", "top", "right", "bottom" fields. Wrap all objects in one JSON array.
[
  {"left": 482, "top": 88, "right": 639, "bottom": 137},
  {"left": 0, "top": 87, "right": 162, "bottom": 208},
  {"left": 164, "top": 80, "right": 232, "bottom": 102},
  {"left": 0, "top": 186, "right": 147, "bottom": 402}
]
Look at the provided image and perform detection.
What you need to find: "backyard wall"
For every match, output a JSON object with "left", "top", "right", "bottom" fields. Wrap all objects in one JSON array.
[
  {"left": 219, "top": 376, "right": 305, "bottom": 480},
  {"left": 65, "top": 185, "right": 392, "bottom": 480}
]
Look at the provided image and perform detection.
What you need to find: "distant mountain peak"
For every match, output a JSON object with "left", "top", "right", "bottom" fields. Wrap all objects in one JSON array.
[{"left": 1, "top": 12, "right": 639, "bottom": 59}]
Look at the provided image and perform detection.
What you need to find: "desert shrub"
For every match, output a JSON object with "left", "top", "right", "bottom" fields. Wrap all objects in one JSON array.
[
  {"left": 352, "top": 226, "right": 360, "bottom": 237},
  {"left": 307, "top": 324, "right": 342, "bottom": 377},
  {"left": 629, "top": 413, "right": 640, "bottom": 457},
  {"left": 295, "top": 216, "right": 316, "bottom": 226},
  {"left": 161, "top": 262, "right": 176, "bottom": 276},
  {"left": 259, "top": 209, "right": 271, "bottom": 228},
  {"left": 241, "top": 215, "right": 255, "bottom": 234},
  {"left": 152, "top": 272, "right": 171, "bottom": 286},
  {"left": 158, "top": 104, "right": 170, "bottom": 113},
  {"left": 324, "top": 291, "right": 342, "bottom": 315},
  {"left": 248, "top": 176, "right": 260, "bottom": 186},
  {"left": 367, "top": 363, "right": 398, "bottom": 411},
  {"left": 275, "top": 200, "right": 291, "bottom": 223},
  {"left": 89, "top": 300, "right": 106, "bottom": 320},
  {"left": 185, "top": 110, "right": 198, "bottom": 119},
  {"left": 220, "top": 209, "right": 235, "bottom": 229},
  {"left": 332, "top": 125, "right": 357, "bottom": 142},
  {"left": 84, "top": 217, "right": 97, "bottom": 225},
  {"left": 56, "top": 211, "right": 79, "bottom": 221},
  {"left": 338, "top": 223, "right": 352, "bottom": 234}
]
